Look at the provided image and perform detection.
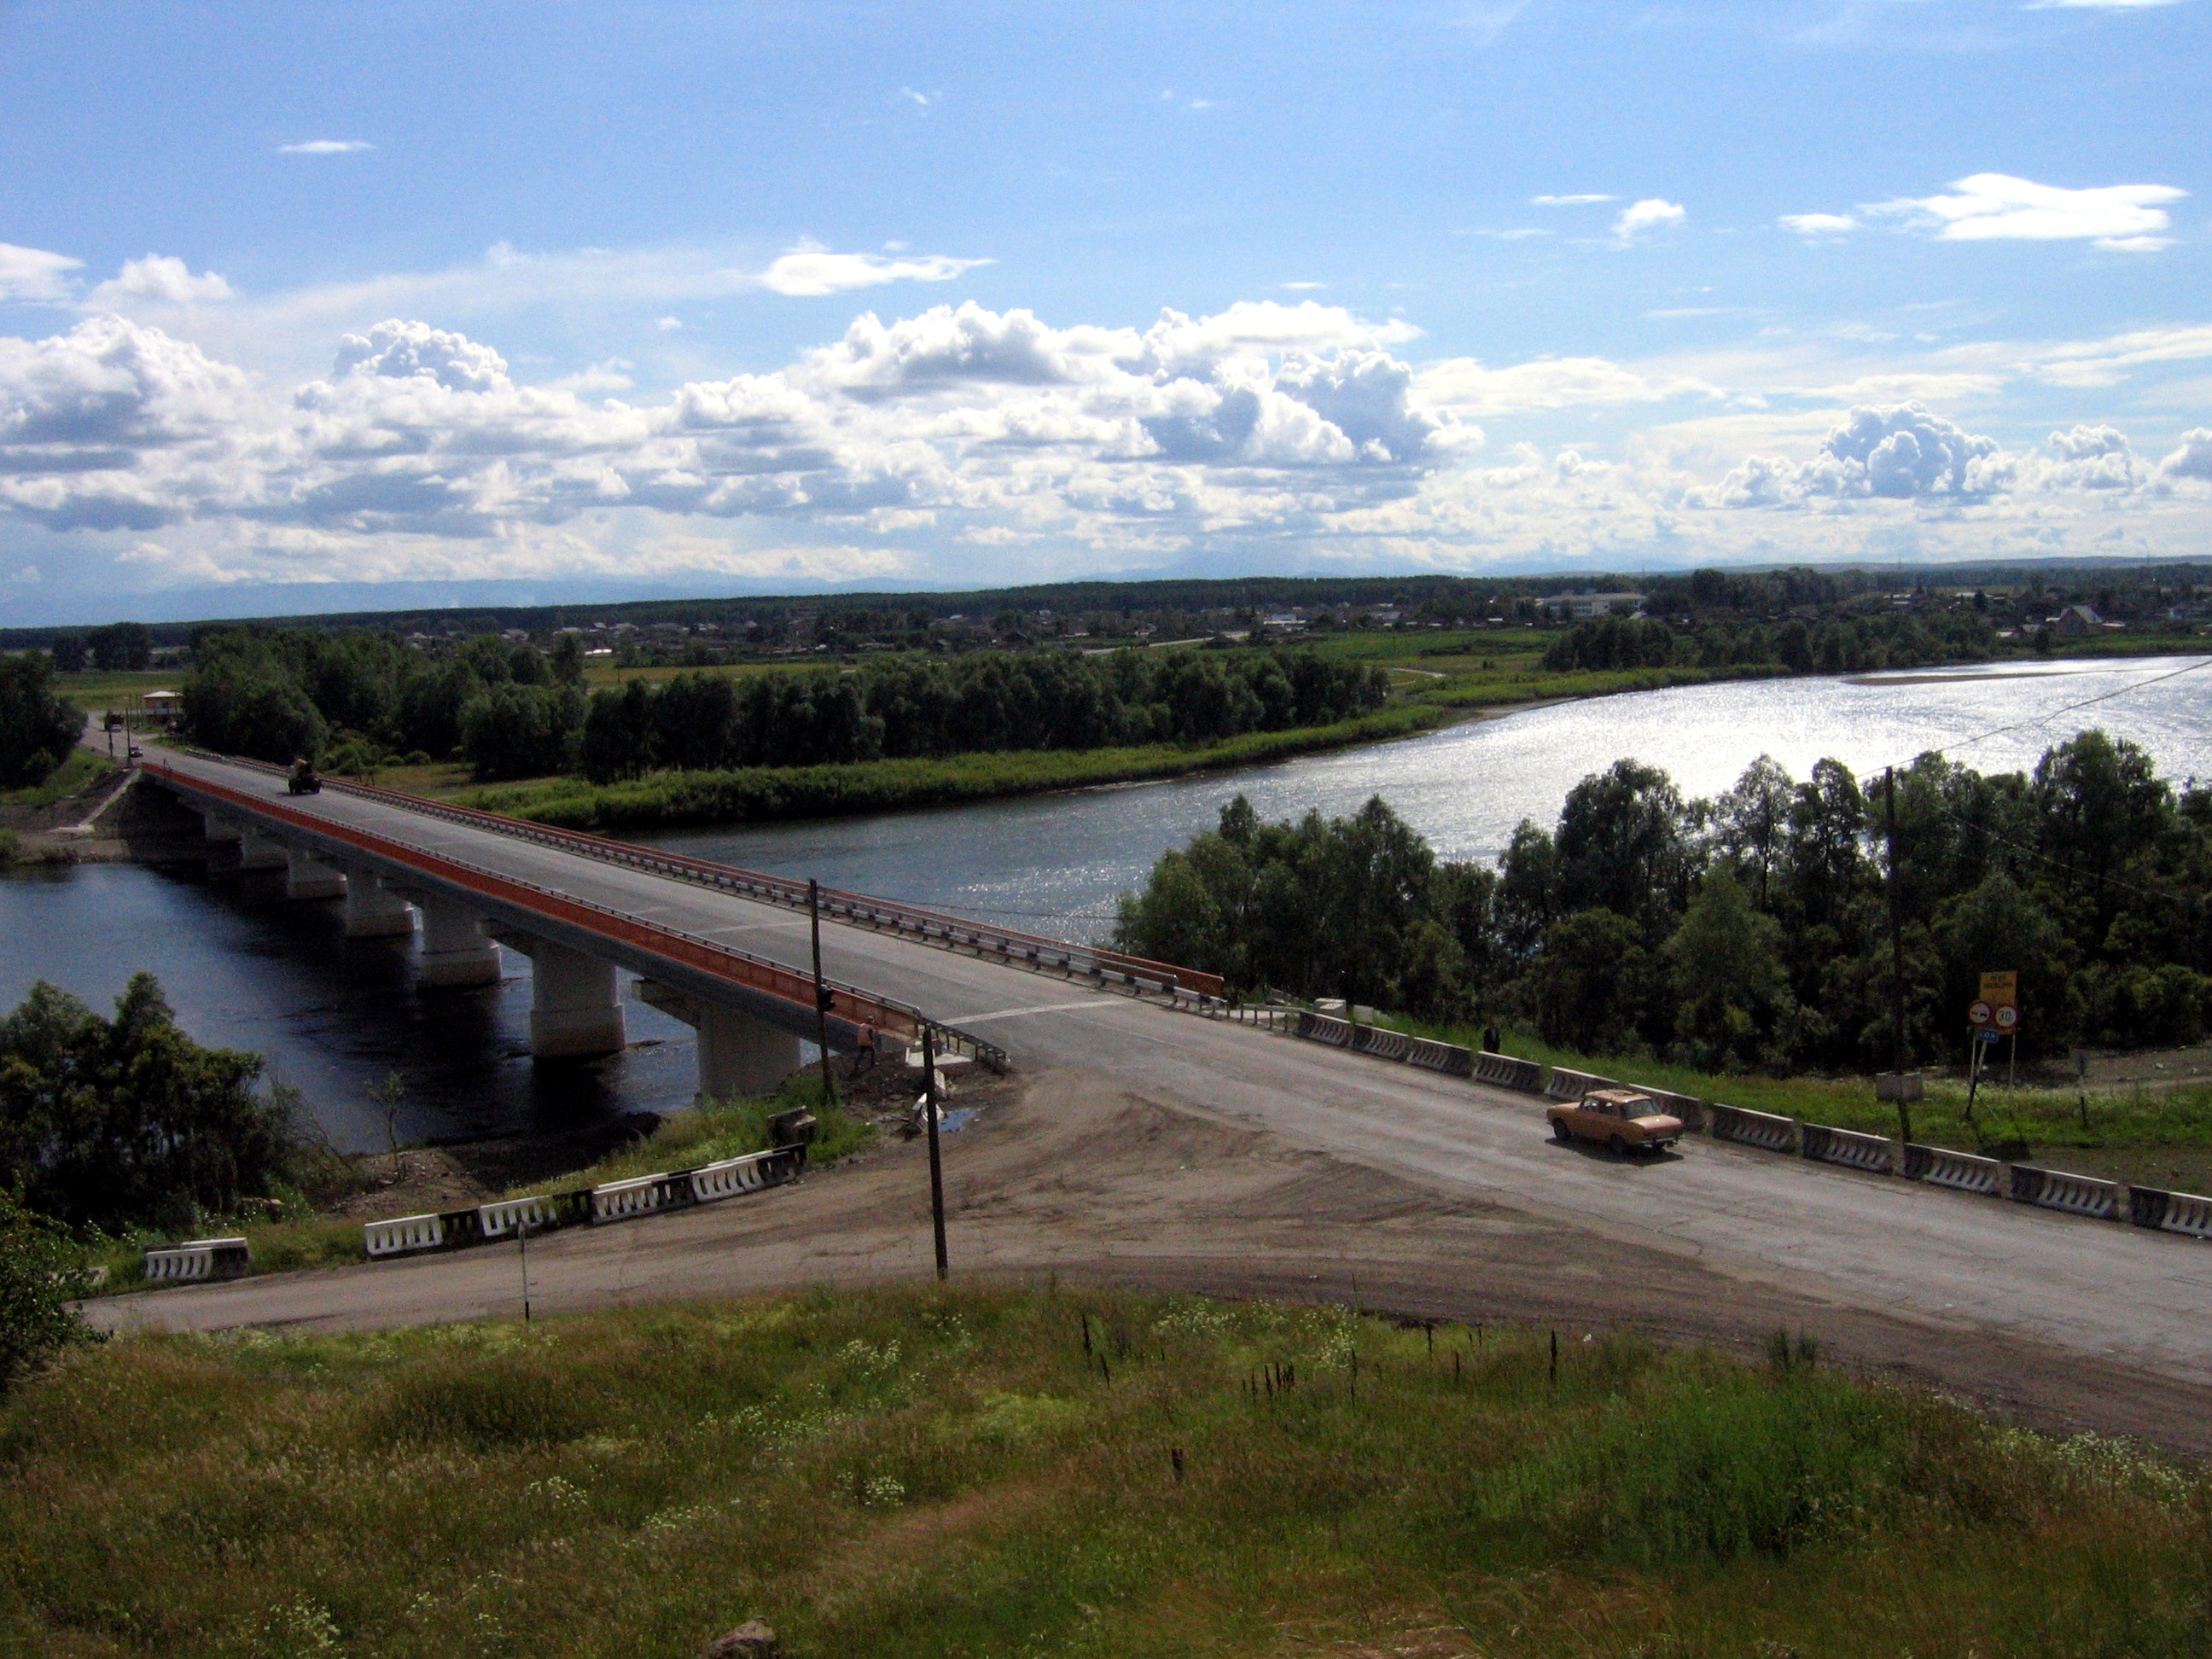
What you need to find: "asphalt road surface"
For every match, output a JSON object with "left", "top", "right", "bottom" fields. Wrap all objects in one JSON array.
[{"left": 101, "top": 748, "right": 2212, "bottom": 1417}]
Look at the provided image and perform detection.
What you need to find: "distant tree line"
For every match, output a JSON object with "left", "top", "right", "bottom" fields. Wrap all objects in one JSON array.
[
  {"left": 182, "top": 627, "right": 588, "bottom": 776},
  {"left": 46, "top": 622, "right": 153, "bottom": 673},
  {"left": 1543, "top": 611, "right": 1999, "bottom": 676},
  {"left": 0, "top": 975, "right": 316, "bottom": 1235},
  {"left": 178, "top": 626, "right": 1387, "bottom": 783},
  {"left": 1115, "top": 730, "right": 2212, "bottom": 1070},
  {"left": 578, "top": 650, "right": 1388, "bottom": 783}
]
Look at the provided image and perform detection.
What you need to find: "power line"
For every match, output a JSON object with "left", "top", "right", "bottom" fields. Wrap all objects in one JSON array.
[{"left": 1911, "top": 654, "right": 2212, "bottom": 768}]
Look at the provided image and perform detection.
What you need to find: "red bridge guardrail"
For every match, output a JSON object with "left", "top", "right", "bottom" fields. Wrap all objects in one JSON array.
[{"left": 145, "top": 757, "right": 1009, "bottom": 1070}]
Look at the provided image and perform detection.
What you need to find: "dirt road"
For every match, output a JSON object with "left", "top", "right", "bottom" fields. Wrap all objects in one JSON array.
[{"left": 94, "top": 1070, "right": 2212, "bottom": 1457}]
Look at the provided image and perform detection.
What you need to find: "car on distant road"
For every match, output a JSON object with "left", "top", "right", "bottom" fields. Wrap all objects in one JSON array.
[{"left": 1547, "top": 1087, "right": 1684, "bottom": 1157}]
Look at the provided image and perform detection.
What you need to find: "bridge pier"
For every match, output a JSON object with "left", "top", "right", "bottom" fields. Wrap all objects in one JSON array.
[
  {"left": 637, "top": 981, "right": 803, "bottom": 1102},
  {"left": 283, "top": 847, "right": 347, "bottom": 900},
  {"left": 236, "top": 827, "right": 287, "bottom": 871},
  {"left": 414, "top": 894, "right": 503, "bottom": 988},
  {"left": 342, "top": 870, "right": 416, "bottom": 938},
  {"left": 496, "top": 933, "right": 626, "bottom": 1058},
  {"left": 200, "top": 810, "right": 243, "bottom": 847}
]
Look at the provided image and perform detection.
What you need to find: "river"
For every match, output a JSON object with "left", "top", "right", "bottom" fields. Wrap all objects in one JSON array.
[{"left": 4, "top": 654, "right": 2205, "bottom": 1150}]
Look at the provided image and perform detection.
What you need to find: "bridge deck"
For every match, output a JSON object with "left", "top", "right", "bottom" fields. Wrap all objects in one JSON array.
[{"left": 114, "top": 746, "right": 2212, "bottom": 1392}]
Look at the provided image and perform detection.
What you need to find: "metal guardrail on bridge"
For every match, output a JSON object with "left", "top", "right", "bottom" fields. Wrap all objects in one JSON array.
[{"left": 145, "top": 757, "right": 1009, "bottom": 1071}]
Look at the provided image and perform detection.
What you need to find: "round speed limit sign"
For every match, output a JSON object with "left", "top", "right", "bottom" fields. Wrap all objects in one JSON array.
[
  {"left": 1994, "top": 1004, "right": 2019, "bottom": 1031},
  {"left": 1968, "top": 1000, "right": 1993, "bottom": 1027}
]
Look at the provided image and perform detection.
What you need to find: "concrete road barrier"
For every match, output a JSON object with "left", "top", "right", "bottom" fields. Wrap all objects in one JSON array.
[
  {"left": 590, "top": 1173, "right": 674, "bottom": 1223},
  {"left": 1628, "top": 1084, "right": 1706, "bottom": 1132},
  {"left": 1545, "top": 1066, "right": 1618, "bottom": 1103},
  {"left": 1408, "top": 1037, "right": 1476, "bottom": 1077},
  {"left": 478, "top": 1191, "right": 590, "bottom": 1238},
  {"left": 2008, "top": 1164, "right": 2121, "bottom": 1221},
  {"left": 1799, "top": 1122, "right": 1894, "bottom": 1174},
  {"left": 364, "top": 1214, "right": 446, "bottom": 1258},
  {"left": 1903, "top": 1144, "right": 2005, "bottom": 1196},
  {"left": 142, "top": 1237, "right": 251, "bottom": 1282},
  {"left": 1706, "top": 1103, "right": 1798, "bottom": 1155},
  {"left": 2128, "top": 1186, "right": 2212, "bottom": 1238},
  {"left": 1353, "top": 1026, "right": 1414, "bottom": 1062},
  {"left": 690, "top": 1150, "right": 785, "bottom": 1202},
  {"left": 1473, "top": 1051, "right": 1545, "bottom": 1092},
  {"left": 1295, "top": 1011, "right": 1356, "bottom": 1047}
]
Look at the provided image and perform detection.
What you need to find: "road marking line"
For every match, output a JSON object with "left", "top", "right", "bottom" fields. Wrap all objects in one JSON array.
[{"left": 955, "top": 998, "right": 1134, "bottom": 1025}]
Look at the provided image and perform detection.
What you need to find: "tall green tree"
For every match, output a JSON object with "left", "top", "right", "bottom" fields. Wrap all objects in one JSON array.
[{"left": 0, "top": 652, "right": 82, "bottom": 787}]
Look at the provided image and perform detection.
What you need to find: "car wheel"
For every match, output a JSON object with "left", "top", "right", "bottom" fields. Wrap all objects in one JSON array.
[
  {"left": 1609, "top": 1136, "right": 1627, "bottom": 1158},
  {"left": 1552, "top": 1120, "right": 1572, "bottom": 1144}
]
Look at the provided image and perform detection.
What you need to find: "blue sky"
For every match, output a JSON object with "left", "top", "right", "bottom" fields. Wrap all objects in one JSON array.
[{"left": 3, "top": 0, "right": 2209, "bottom": 623}]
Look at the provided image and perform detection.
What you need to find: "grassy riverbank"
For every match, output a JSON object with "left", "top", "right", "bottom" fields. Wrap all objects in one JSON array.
[
  {"left": 8, "top": 1282, "right": 2202, "bottom": 1658},
  {"left": 446, "top": 703, "right": 1446, "bottom": 831},
  {"left": 84, "top": 1079, "right": 870, "bottom": 1295}
]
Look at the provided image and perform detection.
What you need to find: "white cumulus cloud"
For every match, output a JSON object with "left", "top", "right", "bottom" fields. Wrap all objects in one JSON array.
[
  {"left": 1533, "top": 193, "right": 1615, "bottom": 206},
  {"left": 1876, "top": 173, "right": 2186, "bottom": 251},
  {"left": 2160, "top": 428, "right": 2212, "bottom": 482},
  {"left": 89, "top": 255, "right": 234, "bottom": 306},
  {"left": 277, "top": 140, "right": 374, "bottom": 154},
  {"left": 756, "top": 242, "right": 993, "bottom": 297},
  {"left": 1613, "top": 199, "right": 1686, "bottom": 243},
  {"left": 0, "top": 243, "right": 84, "bottom": 303},
  {"left": 1780, "top": 212, "right": 1859, "bottom": 236}
]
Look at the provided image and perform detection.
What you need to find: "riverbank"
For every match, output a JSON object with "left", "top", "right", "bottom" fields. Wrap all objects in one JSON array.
[{"left": 445, "top": 703, "right": 1448, "bottom": 832}]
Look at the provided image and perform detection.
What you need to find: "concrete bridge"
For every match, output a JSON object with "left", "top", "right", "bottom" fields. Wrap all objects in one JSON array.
[{"left": 129, "top": 747, "right": 2212, "bottom": 1413}]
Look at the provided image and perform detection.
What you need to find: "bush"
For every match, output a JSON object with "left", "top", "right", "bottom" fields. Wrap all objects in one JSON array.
[
  {"left": 0, "top": 1189, "right": 95, "bottom": 1395},
  {"left": 0, "top": 975, "right": 308, "bottom": 1233},
  {"left": 0, "top": 652, "right": 81, "bottom": 789}
]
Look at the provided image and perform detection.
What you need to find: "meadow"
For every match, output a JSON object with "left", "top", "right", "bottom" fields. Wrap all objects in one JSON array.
[{"left": 4, "top": 1283, "right": 2203, "bottom": 1658}]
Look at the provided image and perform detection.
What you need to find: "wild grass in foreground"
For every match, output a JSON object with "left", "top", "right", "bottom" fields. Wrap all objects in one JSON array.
[
  {"left": 3, "top": 1285, "right": 2204, "bottom": 1659},
  {"left": 83, "top": 1077, "right": 871, "bottom": 1295}
]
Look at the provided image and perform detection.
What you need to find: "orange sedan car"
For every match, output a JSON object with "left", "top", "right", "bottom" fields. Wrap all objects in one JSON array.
[{"left": 1546, "top": 1088, "right": 1684, "bottom": 1156}]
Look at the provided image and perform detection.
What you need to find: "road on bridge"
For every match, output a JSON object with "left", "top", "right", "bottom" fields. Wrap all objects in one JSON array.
[{"left": 99, "top": 747, "right": 2212, "bottom": 1420}]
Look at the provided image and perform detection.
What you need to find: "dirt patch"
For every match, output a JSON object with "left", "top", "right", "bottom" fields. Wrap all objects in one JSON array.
[{"left": 677, "top": 1071, "right": 2212, "bottom": 1458}]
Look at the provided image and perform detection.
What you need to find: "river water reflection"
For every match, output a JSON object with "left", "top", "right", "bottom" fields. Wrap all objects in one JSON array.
[
  {"left": 656, "top": 654, "right": 2212, "bottom": 940},
  {"left": 4, "top": 655, "right": 2205, "bottom": 1149}
]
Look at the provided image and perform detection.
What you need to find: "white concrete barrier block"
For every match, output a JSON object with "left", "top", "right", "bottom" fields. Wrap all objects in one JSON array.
[{"left": 364, "top": 1214, "right": 445, "bottom": 1257}]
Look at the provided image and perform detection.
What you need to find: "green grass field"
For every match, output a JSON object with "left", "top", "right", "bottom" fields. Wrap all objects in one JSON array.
[{"left": 5, "top": 1284, "right": 2202, "bottom": 1658}]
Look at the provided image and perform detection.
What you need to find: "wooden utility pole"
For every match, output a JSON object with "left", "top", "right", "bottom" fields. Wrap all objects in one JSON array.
[
  {"left": 1883, "top": 767, "right": 1913, "bottom": 1145},
  {"left": 923, "top": 1026, "right": 948, "bottom": 1280},
  {"left": 809, "top": 878, "right": 836, "bottom": 1107}
]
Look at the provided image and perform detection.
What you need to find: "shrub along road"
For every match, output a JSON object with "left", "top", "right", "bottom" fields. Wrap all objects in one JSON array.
[{"left": 96, "top": 746, "right": 2212, "bottom": 1450}]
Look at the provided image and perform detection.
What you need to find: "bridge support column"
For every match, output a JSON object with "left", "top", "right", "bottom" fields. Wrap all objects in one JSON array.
[
  {"left": 342, "top": 870, "right": 416, "bottom": 938},
  {"left": 236, "top": 827, "right": 286, "bottom": 870},
  {"left": 415, "top": 895, "right": 502, "bottom": 988},
  {"left": 638, "top": 981, "right": 802, "bottom": 1102},
  {"left": 201, "top": 811, "right": 243, "bottom": 847},
  {"left": 504, "top": 937, "right": 626, "bottom": 1058},
  {"left": 283, "top": 847, "right": 346, "bottom": 900}
]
